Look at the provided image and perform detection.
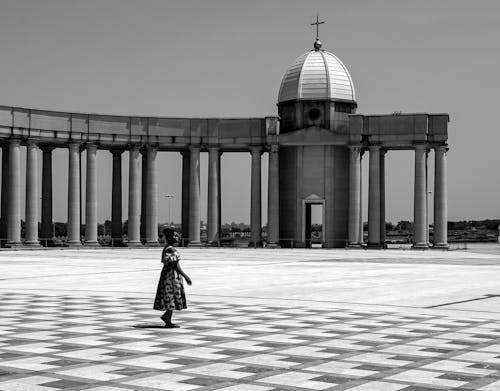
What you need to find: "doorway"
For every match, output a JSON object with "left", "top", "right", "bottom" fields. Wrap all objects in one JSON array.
[{"left": 304, "top": 202, "right": 324, "bottom": 248}]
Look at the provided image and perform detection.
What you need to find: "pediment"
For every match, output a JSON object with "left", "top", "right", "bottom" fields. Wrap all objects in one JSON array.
[
  {"left": 304, "top": 193, "right": 323, "bottom": 201},
  {"left": 278, "top": 126, "right": 347, "bottom": 145}
]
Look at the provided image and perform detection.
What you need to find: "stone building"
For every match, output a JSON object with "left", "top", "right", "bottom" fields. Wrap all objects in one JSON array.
[{"left": 0, "top": 38, "right": 448, "bottom": 249}]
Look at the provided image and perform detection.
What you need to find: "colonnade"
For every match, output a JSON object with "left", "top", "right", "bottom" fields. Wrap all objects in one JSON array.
[
  {"left": 347, "top": 144, "right": 448, "bottom": 248},
  {"left": 0, "top": 139, "right": 281, "bottom": 247}
]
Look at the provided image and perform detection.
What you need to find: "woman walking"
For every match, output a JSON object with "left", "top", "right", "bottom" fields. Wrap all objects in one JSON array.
[{"left": 153, "top": 227, "right": 192, "bottom": 328}]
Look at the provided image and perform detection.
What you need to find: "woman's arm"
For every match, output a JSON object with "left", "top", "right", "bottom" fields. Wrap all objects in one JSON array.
[{"left": 175, "top": 263, "right": 192, "bottom": 285}]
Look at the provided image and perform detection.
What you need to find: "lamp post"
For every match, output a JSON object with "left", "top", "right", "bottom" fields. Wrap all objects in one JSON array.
[{"left": 165, "top": 194, "right": 174, "bottom": 225}]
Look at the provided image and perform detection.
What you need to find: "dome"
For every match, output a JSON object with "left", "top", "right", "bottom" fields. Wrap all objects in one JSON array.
[{"left": 278, "top": 47, "right": 356, "bottom": 104}]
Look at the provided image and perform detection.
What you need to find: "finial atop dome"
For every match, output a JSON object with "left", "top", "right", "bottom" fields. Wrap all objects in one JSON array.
[{"left": 310, "top": 14, "right": 325, "bottom": 51}]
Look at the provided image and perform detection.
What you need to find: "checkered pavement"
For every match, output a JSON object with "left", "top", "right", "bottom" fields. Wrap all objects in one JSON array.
[{"left": 2, "top": 293, "right": 500, "bottom": 390}]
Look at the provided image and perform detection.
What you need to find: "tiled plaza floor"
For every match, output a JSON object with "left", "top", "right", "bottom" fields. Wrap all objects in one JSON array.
[{"left": 2, "top": 247, "right": 500, "bottom": 390}]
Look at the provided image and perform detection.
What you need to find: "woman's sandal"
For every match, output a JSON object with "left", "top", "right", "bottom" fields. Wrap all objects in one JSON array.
[{"left": 164, "top": 323, "right": 180, "bottom": 328}]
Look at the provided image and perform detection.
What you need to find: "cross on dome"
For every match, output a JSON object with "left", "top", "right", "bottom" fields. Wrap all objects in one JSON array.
[{"left": 310, "top": 15, "right": 325, "bottom": 50}]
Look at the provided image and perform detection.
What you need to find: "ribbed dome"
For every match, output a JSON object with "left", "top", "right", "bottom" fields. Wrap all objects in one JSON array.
[{"left": 278, "top": 49, "right": 356, "bottom": 104}]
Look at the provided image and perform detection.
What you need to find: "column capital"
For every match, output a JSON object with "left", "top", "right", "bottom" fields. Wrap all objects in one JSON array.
[
  {"left": 189, "top": 145, "right": 201, "bottom": 152},
  {"left": 268, "top": 144, "right": 279, "bottom": 154},
  {"left": 435, "top": 144, "right": 449, "bottom": 153},
  {"left": 85, "top": 143, "right": 97, "bottom": 152},
  {"left": 250, "top": 145, "right": 263, "bottom": 155},
  {"left": 349, "top": 145, "right": 362, "bottom": 153},
  {"left": 68, "top": 141, "right": 81, "bottom": 150},
  {"left": 368, "top": 144, "right": 381, "bottom": 152},
  {"left": 9, "top": 138, "right": 21, "bottom": 146},
  {"left": 110, "top": 149, "right": 124, "bottom": 156},
  {"left": 40, "top": 145, "right": 56, "bottom": 153},
  {"left": 208, "top": 145, "right": 220, "bottom": 153},
  {"left": 414, "top": 143, "right": 428, "bottom": 151}
]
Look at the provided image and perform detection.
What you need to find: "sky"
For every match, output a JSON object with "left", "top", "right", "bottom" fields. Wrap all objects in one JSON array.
[{"left": 0, "top": 0, "right": 499, "bottom": 225}]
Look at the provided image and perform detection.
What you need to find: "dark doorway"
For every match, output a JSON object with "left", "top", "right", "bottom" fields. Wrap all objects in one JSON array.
[{"left": 305, "top": 203, "right": 323, "bottom": 248}]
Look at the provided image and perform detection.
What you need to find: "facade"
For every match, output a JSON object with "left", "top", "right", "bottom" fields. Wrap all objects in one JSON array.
[{"left": 0, "top": 39, "right": 448, "bottom": 249}]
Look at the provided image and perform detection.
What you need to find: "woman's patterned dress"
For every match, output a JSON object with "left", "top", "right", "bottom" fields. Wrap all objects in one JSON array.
[{"left": 153, "top": 246, "right": 187, "bottom": 311}]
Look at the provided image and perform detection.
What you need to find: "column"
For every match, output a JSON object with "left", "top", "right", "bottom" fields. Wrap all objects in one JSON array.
[
  {"left": 348, "top": 146, "right": 361, "bottom": 246},
  {"left": 41, "top": 147, "right": 54, "bottom": 245},
  {"left": 379, "top": 150, "right": 387, "bottom": 248},
  {"left": 413, "top": 144, "right": 428, "bottom": 248},
  {"left": 67, "top": 142, "right": 81, "bottom": 246},
  {"left": 6, "top": 139, "right": 22, "bottom": 247},
  {"left": 84, "top": 144, "right": 98, "bottom": 246},
  {"left": 367, "top": 145, "right": 381, "bottom": 248},
  {"left": 433, "top": 145, "right": 448, "bottom": 248},
  {"left": 266, "top": 144, "right": 279, "bottom": 247},
  {"left": 145, "top": 145, "right": 158, "bottom": 246},
  {"left": 188, "top": 146, "right": 201, "bottom": 246},
  {"left": 249, "top": 146, "right": 262, "bottom": 247},
  {"left": 25, "top": 141, "right": 40, "bottom": 246},
  {"left": 181, "top": 151, "right": 190, "bottom": 246},
  {"left": 140, "top": 149, "right": 147, "bottom": 243},
  {"left": 0, "top": 145, "right": 9, "bottom": 244},
  {"left": 207, "top": 147, "right": 220, "bottom": 245},
  {"left": 127, "top": 145, "right": 141, "bottom": 246},
  {"left": 359, "top": 152, "right": 364, "bottom": 244},
  {"left": 111, "top": 150, "right": 123, "bottom": 246}
]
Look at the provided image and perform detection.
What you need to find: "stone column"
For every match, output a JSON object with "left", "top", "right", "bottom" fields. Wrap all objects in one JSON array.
[
  {"left": 413, "top": 144, "right": 428, "bottom": 248},
  {"left": 188, "top": 146, "right": 201, "bottom": 246},
  {"left": 207, "top": 147, "right": 220, "bottom": 245},
  {"left": 359, "top": 152, "right": 364, "bottom": 244},
  {"left": 6, "top": 139, "right": 22, "bottom": 247},
  {"left": 250, "top": 146, "right": 262, "bottom": 247},
  {"left": 145, "top": 145, "right": 158, "bottom": 246},
  {"left": 266, "top": 144, "right": 279, "bottom": 247},
  {"left": 181, "top": 151, "right": 190, "bottom": 246},
  {"left": 67, "top": 142, "right": 81, "bottom": 246},
  {"left": 25, "top": 141, "right": 40, "bottom": 246},
  {"left": 127, "top": 145, "right": 141, "bottom": 246},
  {"left": 379, "top": 150, "right": 387, "bottom": 248},
  {"left": 433, "top": 145, "right": 448, "bottom": 248},
  {"left": 367, "top": 145, "right": 381, "bottom": 248},
  {"left": 111, "top": 150, "right": 123, "bottom": 246},
  {"left": 84, "top": 144, "right": 98, "bottom": 246},
  {"left": 140, "top": 149, "right": 147, "bottom": 244},
  {"left": 348, "top": 146, "right": 361, "bottom": 246},
  {"left": 41, "top": 147, "right": 55, "bottom": 245},
  {"left": 0, "top": 145, "right": 9, "bottom": 244}
]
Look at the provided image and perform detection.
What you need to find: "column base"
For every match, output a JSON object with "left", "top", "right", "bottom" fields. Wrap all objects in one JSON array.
[
  {"left": 265, "top": 242, "right": 280, "bottom": 248},
  {"left": 67, "top": 241, "right": 82, "bottom": 247},
  {"left": 367, "top": 242, "right": 384, "bottom": 249},
  {"left": 24, "top": 242, "right": 42, "bottom": 248},
  {"left": 412, "top": 243, "right": 429, "bottom": 250},
  {"left": 347, "top": 243, "right": 362, "bottom": 249},
  {"left": 4, "top": 241, "right": 23, "bottom": 248},
  {"left": 144, "top": 241, "right": 160, "bottom": 247},
  {"left": 84, "top": 241, "right": 101, "bottom": 248},
  {"left": 432, "top": 243, "right": 449, "bottom": 250},
  {"left": 207, "top": 241, "right": 220, "bottom": 247},
  {"left": 187, "top": 241, "right": 202, "bottom": 248},
  {"left": 126, "top": 241, "right": 143, "bottom": 248}
]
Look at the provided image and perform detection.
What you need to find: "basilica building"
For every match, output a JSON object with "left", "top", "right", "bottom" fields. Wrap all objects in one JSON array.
[{"left": 0, "top": 35, "right": 448, "bottom": 249}]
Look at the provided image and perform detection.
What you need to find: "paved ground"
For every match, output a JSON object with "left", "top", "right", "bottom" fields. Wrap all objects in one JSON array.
[{"left": 1, "top": 246, "right": 500, "bottom": 390}]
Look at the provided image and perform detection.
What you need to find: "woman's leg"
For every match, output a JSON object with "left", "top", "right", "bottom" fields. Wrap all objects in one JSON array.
[{"left": 161, "top": 310, "right": 173, "bottom": 324}]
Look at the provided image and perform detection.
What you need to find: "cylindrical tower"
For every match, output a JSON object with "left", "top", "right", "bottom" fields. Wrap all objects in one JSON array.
[{"left": 277, "top": 39, "right": 357, "bottom": 248}]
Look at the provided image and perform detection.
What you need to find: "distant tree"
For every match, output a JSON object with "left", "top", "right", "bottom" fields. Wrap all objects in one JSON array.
[
  {"left": 54, "top": 222, "right": 66, "bottom": 237},
  {"left": 396, "top": 221, "right": 413, "bottom": 232}
]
